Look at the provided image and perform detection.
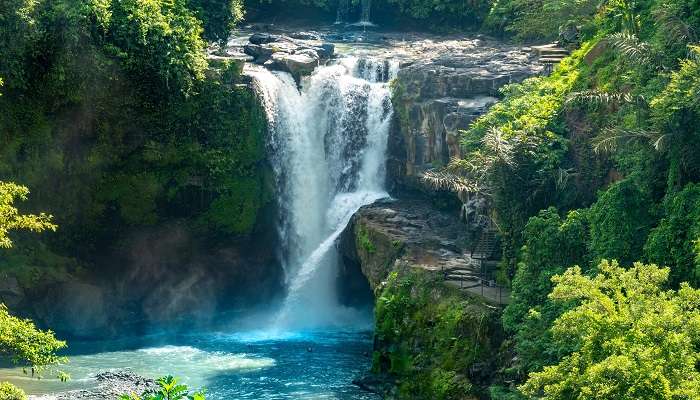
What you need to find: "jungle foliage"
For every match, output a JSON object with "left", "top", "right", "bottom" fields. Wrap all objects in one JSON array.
[
  {"left": 120, "top": 376, "right": 206, "bottom": 400},
  {"left": 373, "top": 269, "right": 501, "bottom": 399},
  {"left": 0, "top": 0, "right": 269, "bottom": 279},
  {"left": 421, "top": 0, "right": 700, "bottom": 397},
  {"left": 0, "top": 182, "right": 66, "bottom": 400}
]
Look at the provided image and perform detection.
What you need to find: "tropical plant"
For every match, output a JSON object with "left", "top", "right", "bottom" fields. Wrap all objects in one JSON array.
[
  {"left": 0, "top": 181, "right": 66, "bottom": 397},
  {"left": 520, "top": 261, "right": 700, "bottom": 399},
  {"left": 0, "top": 181, "right": 56, "bottom": 249},
  {"left": 0, "top": 381, "right": 27, "bottom": 400},
  {"left": 120, "top": 376, "right": 205, "bottom": 400}
]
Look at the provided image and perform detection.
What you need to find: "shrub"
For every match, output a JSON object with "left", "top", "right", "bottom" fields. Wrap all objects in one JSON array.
[{"left": 0, "top": 382, "right": 26, "bottom": 400}]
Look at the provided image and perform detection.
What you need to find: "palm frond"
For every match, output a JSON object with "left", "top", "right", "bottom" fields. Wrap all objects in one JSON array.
[
  {"left": 653, "top": 6, "right": 697, "bottom": 46},
  {"left": 482, "top": 127, "right": 515, "bottom": 167},
  {"left": 421, "top": 169, "right": 480, "bottom": 194},
  {"left": 591, "top": 127, "right": 663, "bottom": 153},
  {"left": 608, "top": 32, "right": 655, "bottom": 64},
  {"left": 565, "top": 89, "right": 642, "bottom": 108}
]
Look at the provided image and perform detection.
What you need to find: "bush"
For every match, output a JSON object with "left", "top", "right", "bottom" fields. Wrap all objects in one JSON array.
[
  {"left": 645, "top": 184, "right": 700, "bottom": 287},
  {"left": 0, "top": 382, "right": 26, "bottom": 400},
  {"left": 520, "top": 261, "right": 700, "bottom": 399},
  {"left": 588, "top": 178, "right": 656, "bottom": 266}
]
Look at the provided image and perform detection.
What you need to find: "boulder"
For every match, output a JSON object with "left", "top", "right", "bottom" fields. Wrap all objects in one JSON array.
[
  {"left": 319, "top": 43, "right": 335, "bottom": 58},
  {"left": 268, "top": 53, "right": 318, "bottom": 80},
  {"left": 244, "top": 43, "right": 280, "bottom": 63},
  {"left": 290, "top": 31, "right": 321, "bottom": 40},
  {"left": 249, "top": 32, "right": 280, "bottom": 45}
]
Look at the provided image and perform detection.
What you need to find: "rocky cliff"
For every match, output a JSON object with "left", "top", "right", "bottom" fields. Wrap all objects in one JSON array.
[
  {"left": 340, "top": 198, "right": 506, "bottom": 399},
  {"left": 387, "top": 39, "right": 542, "bottom": 191}
]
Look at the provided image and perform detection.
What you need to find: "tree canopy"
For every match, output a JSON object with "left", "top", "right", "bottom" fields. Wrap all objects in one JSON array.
[
  {"left": 0, "top": 181, "right": 56, "bottom": 248},
  {"left": 521, "top": 261, "right": 700, "bottom": 399}
]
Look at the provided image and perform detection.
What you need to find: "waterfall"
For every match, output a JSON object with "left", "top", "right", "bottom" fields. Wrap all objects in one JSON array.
[
  {"left": 335, "top": 0, "right": 349, "bottom": 24},
  {"left": 360, "top": 0, "right": 372, "bottom": 25},
  {"left": 249, "top": 57, "right": 398, "bottom": 330}
]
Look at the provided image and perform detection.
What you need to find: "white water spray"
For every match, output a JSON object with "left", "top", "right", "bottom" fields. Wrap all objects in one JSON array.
[{"left": 249, "top": 57, "right": 397, "bottom": 330}]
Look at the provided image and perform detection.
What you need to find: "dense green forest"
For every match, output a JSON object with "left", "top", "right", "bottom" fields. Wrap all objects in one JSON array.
[
  {"left": 0, "top": 0, "right": 270, "bottom": 286},
  {"left": 426, "top": 0, "right": 700, "bottom": 398},
  {"left": 1, "top": 0, "right": 700, "bottom": 398}
]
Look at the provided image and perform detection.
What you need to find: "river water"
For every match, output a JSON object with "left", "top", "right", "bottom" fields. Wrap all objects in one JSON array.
[{"left": 0, "top": 329, "right": 378, "bottom": 399}]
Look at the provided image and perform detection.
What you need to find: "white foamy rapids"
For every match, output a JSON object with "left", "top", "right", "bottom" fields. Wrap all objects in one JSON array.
[
  {"left": 249, "top": 57, "right": 397, "bottom": 330},
  {"left": 4, "top": 346, "right": 275, "bottom": 396}
]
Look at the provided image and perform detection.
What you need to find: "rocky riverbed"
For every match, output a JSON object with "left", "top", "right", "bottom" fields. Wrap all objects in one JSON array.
[{"left": 30, "top": 372, "right": 156, "bottom": 400}]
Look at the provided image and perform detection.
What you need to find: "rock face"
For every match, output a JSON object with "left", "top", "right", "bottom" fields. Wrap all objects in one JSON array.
[
  {"left": 10, "top": 219, "right": 284, "bottom": 338},
  {"left": 31, "top": 371, "right": 157, "bottom": 400},
  {"left": 340, "top": 197, "right": 473, "bottom": 291},
  {"left": 388, "top": 38, "right": 543, "bottom": 191},
  {"left": 340, "top": 197, "right": 505, "bottom": 399}
]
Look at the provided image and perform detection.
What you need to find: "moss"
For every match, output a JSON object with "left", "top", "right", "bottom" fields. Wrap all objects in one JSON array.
[
  {"left": 372, "top": 268, "right": 501, "bottom": 399},
  {"left": 358, "top": 226, "right": 377, "bottom": 254}
]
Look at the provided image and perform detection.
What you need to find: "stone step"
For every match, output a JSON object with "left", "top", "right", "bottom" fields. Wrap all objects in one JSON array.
[
  {"left": 540, "top": 49, "right": 569, "bottom": 55},
  {"left": 540, "top": 57, "right": 567, "bottom": 64},
  {"left": 445, "top": 274, "right": 480, "bottom": 282}
]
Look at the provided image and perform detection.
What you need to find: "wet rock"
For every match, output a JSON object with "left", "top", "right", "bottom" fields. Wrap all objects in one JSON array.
[
  {"left": 319, "top": 43, "right": 335, "bottom": 58},
  {"left": 249, "top": 32, "right": 280, "bottom": 45},
  {"left": 340, "top": 197, "right": 471, "bottom": 290},
  {"left": 290, "top": 31, "right": 321, "bottom": 40},
  {"left": 0, "top": 275, "right": 24, "bottom": 308},
  {"left": 353, "top": 374, "right": 397, "bottom": 397},
  {"left": 243, "top": 43, "right": 271, "bottom": 61},
  {"left": 268, "top": 53, "right": 318, "bottom": 80},
  {"left": 241, "top": 30, "right": 335, "bottom": 76}
]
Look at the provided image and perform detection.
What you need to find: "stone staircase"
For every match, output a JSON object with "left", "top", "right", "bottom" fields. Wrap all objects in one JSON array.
[
  {"left": 471, "top": 228, "right": 498, "bottom": 260},
  {"left": 532, "top": 44, "right": 570, "bottom": 71}
]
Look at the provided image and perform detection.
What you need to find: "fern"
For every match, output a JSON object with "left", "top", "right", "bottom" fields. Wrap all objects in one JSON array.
[{"left": 653, "top": 6, "right": 697, "bottom": 47}]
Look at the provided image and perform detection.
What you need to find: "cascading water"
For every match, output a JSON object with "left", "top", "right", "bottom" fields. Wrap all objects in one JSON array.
[{"left": 249, "top": 57, "right": 397, "bottom": 330}]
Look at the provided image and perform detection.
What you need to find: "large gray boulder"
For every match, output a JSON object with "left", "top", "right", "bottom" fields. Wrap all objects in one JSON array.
[
  {"left": 249, "top": 32, "right": 280, "bottom": 45},
  {"left": 267, "top": 53, "right": 318, "bottom": 80}
]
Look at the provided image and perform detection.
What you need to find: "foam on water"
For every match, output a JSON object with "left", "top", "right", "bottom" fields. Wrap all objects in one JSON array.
[{"left": 0, "top": 332, "right": 377, "bottom": 399}]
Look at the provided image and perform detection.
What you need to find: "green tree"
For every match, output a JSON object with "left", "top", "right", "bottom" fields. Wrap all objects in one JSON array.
[
  {"left": 645, "top": 184, "right": 700, "bottom": 287},
  {"left": 503, "top": 208, "right": 589, "bottom": 372},
  {"left": 588, "top": 178, "right": 656, "bottom": 266},
  {"left": 0, "top": 181, "right": 65, "bottom": 398},
  {"left": 105, "top": 0, "right": 208, "bottom": 99},
  {"left": 0, "top": 181, "right": 56, "bottom": 248},
  {"left": 520, "top": 260, "right": 700, "bottom": 399},
  {"left": 187, "top": 0, "right": 243, "bottom": 44}
]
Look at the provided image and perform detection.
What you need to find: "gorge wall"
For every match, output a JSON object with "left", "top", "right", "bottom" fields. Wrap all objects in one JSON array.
[
  {"left": 338, "top": 198, "right": 504, "bottom": 399},
  {"left": 386, "top": 38, "right": 542, "bottom": 192},
  {"left": 0, "top": 62, "right": 285, "bottom": 338}
]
